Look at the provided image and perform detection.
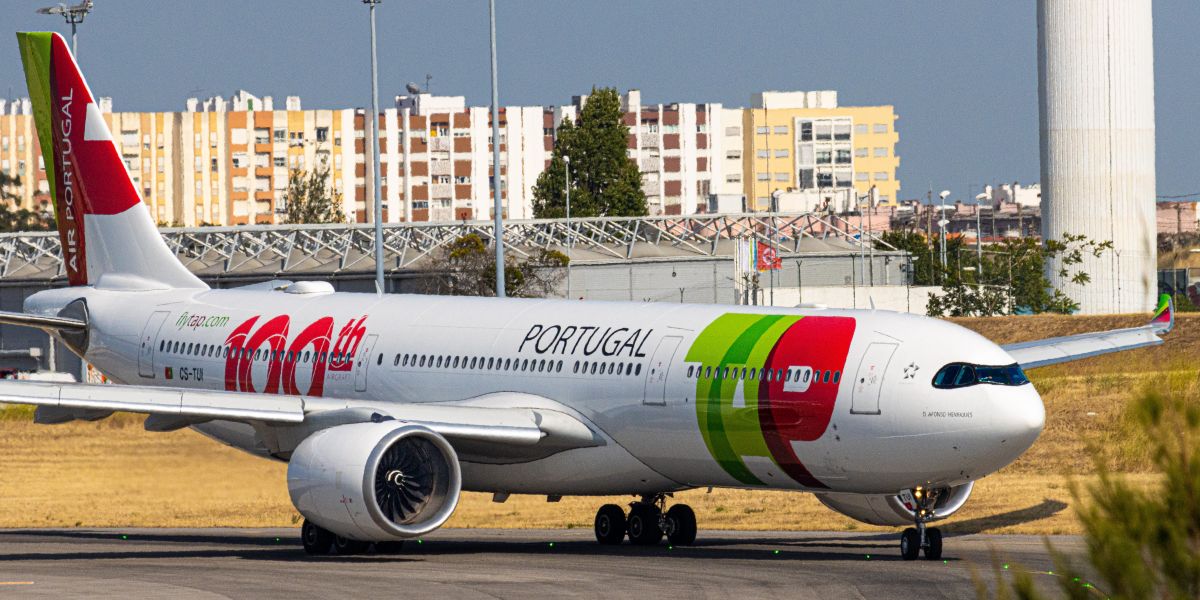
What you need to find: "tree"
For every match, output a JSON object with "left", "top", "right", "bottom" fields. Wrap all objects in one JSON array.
[
  {"left": 918, "top": 233, "right": 1112, "bottom": 317},
  {"left": 532, "top": 87, "right": 647, "bottom": 218},
  {"left": 986, "top": 382, "right": 1200, "bottom": 599},
  {"left": 422, "top": 233, "right": 568, "bottom": 298},
  {"left": 282, "top": 159, "right": 345, "bottom": 225},
  {"left": 0, "top": 172, "right": 54, "bottom": 233}
]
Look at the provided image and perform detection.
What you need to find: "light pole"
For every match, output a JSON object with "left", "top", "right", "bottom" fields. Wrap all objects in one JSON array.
[
  {"left": 363, "top": 0, "right": 384, "bottom": 295},
  {"left": 37, "top": 1, "right": 93, "bottom": 56},
  {"left": 938, "top": 190, "right": 951, "bottom": 279},
  {"left": 564, "top": 155, "right": 571, "bottom": 299},
  {"left": 489, "top": 0, "right": 506, "bottom": 297}
]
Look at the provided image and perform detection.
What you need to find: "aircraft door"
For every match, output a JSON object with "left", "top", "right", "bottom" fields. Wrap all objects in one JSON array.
[
  {"left": 354, "top": 334, "right": 379, "bottom": 392},
  {"left": 138, "top": 311, "right": 170, "bottom": 378},
  {"left": 850, "top": 342, "right": 898, "bottom": 415},
  {"left": 642, "top": 336, "right": 682, "bottom": 406}
]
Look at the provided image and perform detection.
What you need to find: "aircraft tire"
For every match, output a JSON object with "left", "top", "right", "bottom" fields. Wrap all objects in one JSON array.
[
  {"left": 594, "top": 504, "right": 627, "bottom": 545},
  {"left": 374, "top": 541, "right": 406, "bottom": 554},
  {"left": 900, "top": 527, "right": 920, "bottom": 561},
  {"left": 301, "top": 519, "right": 334, "bottom": 555},
  {"left": 665, "top": 504, "right": 697, "bottom": 546},
  {"left": 627, "top": 503, "right": 664, "bottom": 546},
  {"left": 333, "top": 535, "right": 370, "bottom": 555},
  {"left": 923, "top": 528, "right": 943, "bottom": 560}
]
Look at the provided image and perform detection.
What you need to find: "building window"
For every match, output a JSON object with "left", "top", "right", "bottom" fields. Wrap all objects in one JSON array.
[
  {"left": 274, "top": 156, "right": 286, "bottom": 167},
  {"left": 835, "top": 149, "right": 852, "bottom": 164},
  {"left": 855, "top": 172, "right": 869, "bottom": 182},
  {"left": 255, "top": 129, "right": 270, "bottom": 144},
  {"left": 773, "top": 126, "right": 788, "bottom": 135},
  {"left": 756, "top": 150, "right": 768, "bottom": 159},
  {"left": 210, "top": 158, "right": 219, "bottom": 172},
  {"left": 774, "top": 149, "right": 788, "bottom": 158},
  {"left": 873, "top": 123, "right": 888, "bottom": 134},
  {"left": 274, "top": 128, "right": 286, "bottom": 143},
  {"left": 855, "top": 148, "right": 868, "bottom": 158},
  {"left": 774, "top": 173, "right": 789, "bottom": 182},
  {"left": 755, "top": 126, "right": 769, "bottom": 135},
  {"left": 855, "top": 124, "right": 868, "bottom": 134},
  {"left": 874, "top": 172, "right": 889, "bottom": 181},
  {"left": 874, "top": 147, "right": 888, "bottom": 157},
  {"left": 726, "top": 150, "right": 741, "bottom": 160},
  {"left": 726, "top": 174, "right": 741, "bottom": 183},
  {"left": 756, "top": 172, "right": 770, "bottom": 182},
  {"left": 879, "top": 195, "right": 890, "bottom": 203},
  {"left": 799, "top": 121, "right": 813, "bottom": 141},
  {"left": 725, "top": 126, "right": 740, "bottom": 136},
  {"left": 833, "top": 121, "right": 851, "bottom": 141}
]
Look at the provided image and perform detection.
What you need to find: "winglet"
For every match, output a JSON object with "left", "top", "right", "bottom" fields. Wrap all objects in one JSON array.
[{"left": 1151, "top": 293, "right": 1174, "bottom": 334}]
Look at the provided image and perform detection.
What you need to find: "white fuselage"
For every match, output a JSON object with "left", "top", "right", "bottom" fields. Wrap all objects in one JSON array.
[{"left": 26, "top": 284, "right": 1044, "bottom": 497}]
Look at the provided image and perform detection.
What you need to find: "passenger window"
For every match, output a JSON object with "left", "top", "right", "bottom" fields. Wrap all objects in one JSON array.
[
  {"left": 687, "top": 365, "right": 694, "bottom": 378},
  {"left": 590, "top": 363, "right": 598, "bottom": 375},
  {"left": 833, "top": 371, "right": 841, "bottom": 383},
  {"left": 705, "top": 366, "right": 712, "bottom": 378},
  {"left": 822, "top": 370, "right": 830, "bottom": 383},
  {"left": 635, "top": 364, "right": 642, "bottom": 376}
]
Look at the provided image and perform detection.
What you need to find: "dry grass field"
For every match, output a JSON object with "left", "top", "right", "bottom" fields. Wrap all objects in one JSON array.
[{"left": 0, "top": 313, "right": 1192, "bottom": 534}]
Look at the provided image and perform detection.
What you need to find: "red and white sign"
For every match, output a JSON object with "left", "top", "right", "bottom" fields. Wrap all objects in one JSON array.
[{"left": 756, "top": 242, "right": 782, "bottom": 271}]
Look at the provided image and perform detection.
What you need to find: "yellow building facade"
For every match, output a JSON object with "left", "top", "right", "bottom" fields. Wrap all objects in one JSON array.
[{"left": 743, "top": 91, "right": 900, "bottom": 209}]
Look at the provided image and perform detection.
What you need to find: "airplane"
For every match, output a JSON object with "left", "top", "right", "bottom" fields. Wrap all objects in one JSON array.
[{"left": 0, "top": 31, "right": 1175, "bottom": 560}]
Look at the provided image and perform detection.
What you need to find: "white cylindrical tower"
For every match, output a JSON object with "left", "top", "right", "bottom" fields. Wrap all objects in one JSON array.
[{"left": 1038, "top": 0, "right": 1156, "bottom": 314}]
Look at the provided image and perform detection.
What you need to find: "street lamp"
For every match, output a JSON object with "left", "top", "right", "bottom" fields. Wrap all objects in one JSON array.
[
  {"left": 363, "top": 0, "right": 384, "bottom": 295},
  {"left": 564, "top": 155, "right": 572, "bottom": 299},
  {"left": 489, "top": 0, "right": 506, "bottom": 297},
  {"left": 37, "top": 1, "right": 93, "bottom": 56},
  {"left": 938, "top": 190, "right": 951, "bottom": 277}
]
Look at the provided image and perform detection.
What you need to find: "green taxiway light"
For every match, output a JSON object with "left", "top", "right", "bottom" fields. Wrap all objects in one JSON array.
[
  {"left": 120, "top": 535, "right": 128, "bottom": 540},
  {"left": 1003, "top": 564, "right": 1009, "bottom": 570},
  {"left": 865, "top": 554, "right": 871, "bottom": 559},
  {"left": 773, "top": 550, "right": 779, "bottom": 555},
  {"left": 548, "top": 543, "right": 555, "bottom": 548}
]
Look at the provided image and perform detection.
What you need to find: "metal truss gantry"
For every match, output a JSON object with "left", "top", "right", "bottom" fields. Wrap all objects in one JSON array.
[{"left": 0, "top": 212, "right": 893, "bottom": 283}]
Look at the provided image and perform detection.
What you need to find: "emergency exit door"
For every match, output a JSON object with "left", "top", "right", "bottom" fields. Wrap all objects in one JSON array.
[
  {"left": 354, "top": 334, "right": 379, "bottom": 392},
  {"left": 850, "top": 342, "right": 897, "bottom": 415},
  {"left": 643, "top": 336, "right": 682, "bottom": 406},
  {"left": 138, "top": 311, "right": 170, "bottom": 378}
]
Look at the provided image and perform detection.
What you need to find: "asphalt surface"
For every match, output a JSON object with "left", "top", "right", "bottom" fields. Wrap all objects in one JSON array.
[{"left": 0, "top": 528, "right": 1098, "bottom": 598}]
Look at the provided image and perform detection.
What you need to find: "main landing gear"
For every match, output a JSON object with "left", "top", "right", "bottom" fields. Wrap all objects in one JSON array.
[
  {"left": 593, "top": 494, "right": 697, "bottom": 546},
  {"left": 899, "top": 487, "right": 943, "bottom": 561},
  {"left": 301, "top": 519, "right": 406, "bottom": 556}
]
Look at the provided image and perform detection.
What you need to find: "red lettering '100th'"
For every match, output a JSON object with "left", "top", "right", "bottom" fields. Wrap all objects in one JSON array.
[{"left": 223, "top": 314, "right": 367, "bottom": 397}]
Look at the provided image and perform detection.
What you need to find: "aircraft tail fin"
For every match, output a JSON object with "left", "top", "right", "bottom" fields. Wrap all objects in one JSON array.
[{"left": 16, "top": 32, "right": 205, "bottom": 289}]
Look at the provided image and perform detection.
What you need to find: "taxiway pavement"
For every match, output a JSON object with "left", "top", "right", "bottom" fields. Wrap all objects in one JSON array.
[{"left": 0, "top": 528, "right": 1095, "bottom": 598}]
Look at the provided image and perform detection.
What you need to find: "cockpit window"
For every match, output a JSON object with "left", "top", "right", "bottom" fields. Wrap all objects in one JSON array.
[{"left": 933, "top": 362, "right": 1029, "bottom": 389}]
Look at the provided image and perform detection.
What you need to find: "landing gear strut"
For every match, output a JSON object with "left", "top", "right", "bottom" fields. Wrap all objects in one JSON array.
[
  {"left": 899, "top": 487, "right": 943, "bottom": 561},
  {"left": 592, "top": 494, "right": 697, "bottom": 546},
  {"left": 300, "top": 519, "right": 405, "bottom": 556}
]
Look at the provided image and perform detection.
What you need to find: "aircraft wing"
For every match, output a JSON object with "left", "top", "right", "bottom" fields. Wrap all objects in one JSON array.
[
  {"left": 0, "top": 380, "right": 599, "bottom": 458},
  {"left": 1002, "top": 294, "right": 1174, "bottom": 370}
]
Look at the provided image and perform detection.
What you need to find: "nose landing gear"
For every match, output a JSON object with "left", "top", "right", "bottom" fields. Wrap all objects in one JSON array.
[
  {"left": 899, "top": 487, "right": 944, "bottom": 561},
  {"left": 592, "top": 494, "right": 697, "bottom": 546}
]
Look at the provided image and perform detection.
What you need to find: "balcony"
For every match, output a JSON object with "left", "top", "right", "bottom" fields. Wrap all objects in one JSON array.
[
  {"left": 640, "top": 134, "right": 659, "bottom": 148},
  {"left": 640, "top": 157, "right": 660, "bottom": 171},
  {"left": 430, "top": 183, "right": 453, "bottom": 198},
  {"left": 430, "top": 160, "right": 452, "bottom": 176},
  {"left": 429, "top": 137, "right": 452, "bottom": 152}
]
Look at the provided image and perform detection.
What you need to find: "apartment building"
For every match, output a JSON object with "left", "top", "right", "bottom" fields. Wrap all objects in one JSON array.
[
  {"left": 744, "top": 91, "right": 900, "bottom": 209},
  {"left": 0, "top": 89, "right": 899, "bottom": 225}
]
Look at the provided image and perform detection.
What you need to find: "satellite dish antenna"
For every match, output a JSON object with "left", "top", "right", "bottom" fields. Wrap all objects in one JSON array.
[{"left": 405, "top": 82, "right": 421, "bottom": 95}]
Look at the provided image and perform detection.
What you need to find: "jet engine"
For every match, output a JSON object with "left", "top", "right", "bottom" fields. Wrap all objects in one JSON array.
[
  {"left": 287, "top": 422, "right": 461, "bottom": 541},
  {"left": 814, "top": 482, "right": 974, "bottom": 527}
]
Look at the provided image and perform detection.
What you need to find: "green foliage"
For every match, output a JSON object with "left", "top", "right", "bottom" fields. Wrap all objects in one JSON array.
[
  {"left": 987, "top": 381, "right": 1200, "bottom": 599},
  {"left": 0, "top": 171, "right": 54, "bottom": 232},
  {"left": 532, "top": 87, "right": 647, "bottom": 218},
  {"left": 914, "top": 233, "right": 1111, "bottom": 317},
  {"left": 423, "top": 233, "right": 568, "bottom": 298},
  {"left": 282, "top": 160, "right": 345, "bottom": 225}
]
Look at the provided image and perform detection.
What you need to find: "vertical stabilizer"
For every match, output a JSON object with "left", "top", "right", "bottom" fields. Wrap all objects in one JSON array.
[{"left": 16, "top": 31, "right": 206, "bottom": 289}]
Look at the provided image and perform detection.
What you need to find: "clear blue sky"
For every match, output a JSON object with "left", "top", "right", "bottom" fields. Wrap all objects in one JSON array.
[{"left": 3, "top": 1, "right": 1197, "bottom": 201}]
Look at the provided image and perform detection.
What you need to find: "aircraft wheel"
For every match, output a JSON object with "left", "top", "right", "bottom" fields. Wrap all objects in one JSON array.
[
  {"left": 301, "top": 519, "right": 334, "bottom": 555},
  {"left": 900, "top": 527, "right": 920, "bottom": 561},
  {"left": 594, "top": 504, "right": 627, "bottom": 545},
  {"left": 627, "top": 503, "right": 664, "bottom": 546},
  {"left": 665, "top": 504, "right": 697, "bottom": 546},
  {"left": 374, "top": 541, "right": 406, "bottom": 554},
  {"left": 333, "top": 535, "right": 370, "bottom": 555},
  {"left": 923, "top": 528, "right": 943, "bottom": 560}
]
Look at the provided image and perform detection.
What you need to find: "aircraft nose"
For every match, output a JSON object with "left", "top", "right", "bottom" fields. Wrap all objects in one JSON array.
[{"left": 995, "top": 385, "right": 1044, "bottom": 451}]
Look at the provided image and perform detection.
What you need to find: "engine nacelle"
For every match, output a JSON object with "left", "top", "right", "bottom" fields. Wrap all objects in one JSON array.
[
  {"left": 287, "top": 422, "right": 462, "bottom": 541},
  {"left": 814, "top": 482, "right": 974, "bottom": 527}
]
